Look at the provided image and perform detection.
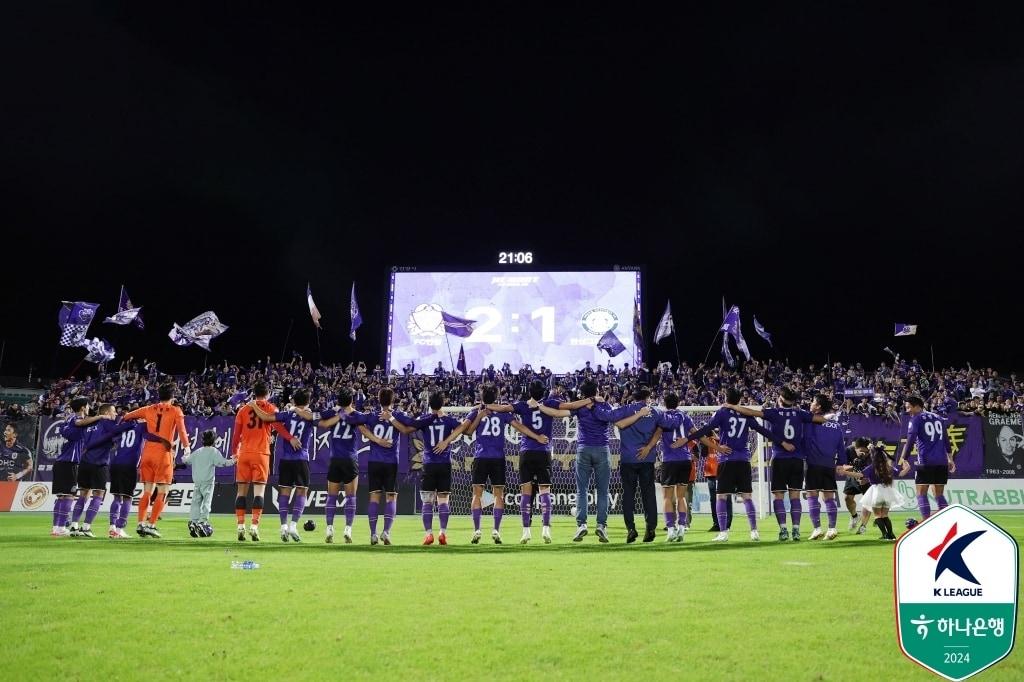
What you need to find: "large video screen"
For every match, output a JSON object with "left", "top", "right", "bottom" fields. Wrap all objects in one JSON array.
[{"left": 386, "top": 271, "right": 641, "bottom": 374}]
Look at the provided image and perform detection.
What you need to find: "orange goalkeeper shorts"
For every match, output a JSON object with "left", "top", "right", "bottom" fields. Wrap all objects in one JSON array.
[
  {"left": 139, "top": 454, "right": 173, "bottom": 484},
  {"left": 236, "top": 453, "right": 269, "bottom": 484}
]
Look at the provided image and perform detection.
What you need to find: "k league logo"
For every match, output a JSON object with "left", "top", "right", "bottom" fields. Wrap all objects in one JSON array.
[{"left": 895, "top": 505, "right": 1018, "bottom": 681}]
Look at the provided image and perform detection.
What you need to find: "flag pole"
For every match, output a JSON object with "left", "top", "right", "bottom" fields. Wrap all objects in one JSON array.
[
  {"left": 280, "top": 318, "right": 294, "bottom": 363},
  {"left": 930, "top": 345, "right": 935, "bottom": 374},
  {"left": 702, "top": 297, "right": 729, "bottom": 366},
  {"left": 444, "top": 333, "right": 456, "bottom": 373},
  {"left": 672, "top": 331, "right": 682, "bottom": 372},
  {"left": 315, "top": 326, "right": 323, "bottom": 367}
]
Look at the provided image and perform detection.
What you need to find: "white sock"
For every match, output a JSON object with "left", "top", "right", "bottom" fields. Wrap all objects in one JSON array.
[{"left": 82, "top": 523, "right": 90, "bottom": 531}]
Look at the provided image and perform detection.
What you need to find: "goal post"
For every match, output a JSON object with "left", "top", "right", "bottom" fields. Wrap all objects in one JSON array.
[{"left": 406, "top": 406, "right": 769, "bottom": 520}]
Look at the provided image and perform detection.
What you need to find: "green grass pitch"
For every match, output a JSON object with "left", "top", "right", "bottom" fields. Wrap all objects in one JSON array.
[{"left": 1, "top": 512, "right": 1021, "bottom": 681}]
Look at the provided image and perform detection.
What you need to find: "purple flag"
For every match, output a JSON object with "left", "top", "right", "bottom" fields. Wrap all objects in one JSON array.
[
  {"left": 456, "top": 344, "right": 467, "bottom": 375},
  {"left": 720, "top": 305, "right": 752, "bottom": 361},
  {"left": 350, "top": 282, "right": 362, "bottom": 341},
  {"left": 597, "top": 330, "right": 627, "bottom": 357},
  {"left": 104, "top": 286, "right": 144, "bottom": 329},
  {"left": 58, "top": 301, "right": 100, "bottom": 347},
  {"left": 441, "top": 311, "right": 476, "bottom": 338},
  {"left": 307, "top": 283, "right": 322, "bottom": 329},
  {"left": 753, "top": 316, "right": 772, "bottom": 347},
  {"left": 83, "top": 337, "right": 115, "bottom": 364},
  {"left": 653, "top": 300, "right": 674, "bottom": 344},
  {"left": 894, "top": 323, "right": 918, "bottom": 336}
]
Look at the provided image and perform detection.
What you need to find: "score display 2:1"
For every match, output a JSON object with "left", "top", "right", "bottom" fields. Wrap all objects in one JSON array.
[{"left": 498, "top": 251, "right": 533, "bottom": 264}]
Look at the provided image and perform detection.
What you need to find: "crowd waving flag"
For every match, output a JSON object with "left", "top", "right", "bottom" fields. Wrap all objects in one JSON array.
[
  {"left": 721, "top": 331, "right": 735, "bottom": 367},
  {"left": 753, "top": 316, "right": 773, "bottom": 347},
  {"left": 441, "top": 311, "right": 477, "bottom": 338},
  {"left": 456, "top": 344, "right": 467, "bottom": 375},
  {"left": 104, "top": 286, "right": 144, "bottom": 328},
  {"left": 894, "top": 323, "right": 918, "bottom": 336},
  {"left": 720, "top": 305, "right": 752, "bottom": 360},
  {"left": 58, "top": 301, "right": 100, "bottom": 347},
  {"left": 169, "top": 311, "right": 229, "bottom": 351},
  {"left": 307, "top": 283, "right": 322, "bottom": 329},
  {"left": 350, "top": 282, "right": 362, "bottom": 341},
  {"left": 597, "top": 329, "right": 627, "bottom": 357},
  {"left": 653, "top": 300, "right": 674, "bottom": 344},
  {"left": 83, "top": 337, "right": 115, "bottom": 364}
]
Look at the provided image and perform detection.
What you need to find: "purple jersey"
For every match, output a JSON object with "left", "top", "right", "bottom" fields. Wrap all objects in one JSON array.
[
  {"left": 512, "top": 399, "right": 561, "bottom": 453},
  {"left": 320, "top": 409, "right": 370, "bottom": 460},
  {"left": 761, "top": 407, "right": 814, "bottom": 459},
  {"left": 906, "top": 411, "right": 950, "bottom": 467},
  {"left": 365, "top": 410, "right": 414, "bottom": 464},
  {"left": 658, "top": 410, "right": 695, "bottom": 462},
  {"left": 802, "top": 420, "right": 847, "bottom": 469},
  {"left": 56, "top": 415, "right": 86, "bottom": 463},
  {"left": 411, "top": 413, "right": 462, "bottom": 465},
  {"left": 274, "top": 410, "right": 320, "bottom": 462},
  {"left": 686, "top": 407, "right": 773, "bottom": 463},
  {"left": 467, "top": 409, "right": 516, "bottom": 459},
  {"left": 81, "top": 419, "right": 133, "bottom": 466},
  {"left": 573, "top": 402, "right": 614, "bottom": 446},
  {"left": 111, "top": 423, "right": 146, "bottom": 468}
]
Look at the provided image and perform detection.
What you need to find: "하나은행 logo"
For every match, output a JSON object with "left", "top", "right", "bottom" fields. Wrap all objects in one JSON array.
[{"left": 895, "top": 504, "right": 1018, "bottom": 681}]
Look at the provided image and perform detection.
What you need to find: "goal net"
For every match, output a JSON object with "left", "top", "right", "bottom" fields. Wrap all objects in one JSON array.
[{"left": 407, "top": 406, "right": 770, "bottom": 520}]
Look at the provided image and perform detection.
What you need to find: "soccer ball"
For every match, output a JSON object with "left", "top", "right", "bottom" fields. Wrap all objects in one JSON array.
[
  {"left": 303, "top": 519, "right": 316, "bottom": 532},
  {"left": 570, "top": 505, "right": 578, "bottom": 517},
  {"left": 198, "top": 523, "right": 213, "bottom": 537},
  {"left": 905, "top": 518, "right": 919, "bottom": 530}
]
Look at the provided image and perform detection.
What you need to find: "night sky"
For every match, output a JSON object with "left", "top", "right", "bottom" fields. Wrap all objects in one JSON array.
[{"left": 3, "top": 4, "right": 1022, "bottom": 378}]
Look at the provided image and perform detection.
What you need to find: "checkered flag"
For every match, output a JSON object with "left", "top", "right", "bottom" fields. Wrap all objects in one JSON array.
[{"left": 57, "top": 301, "right": 99, "bottom": 347}]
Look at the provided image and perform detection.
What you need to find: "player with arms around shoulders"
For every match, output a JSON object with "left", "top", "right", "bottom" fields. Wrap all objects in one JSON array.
[
  {"left": 635, "top": 392, "right": 694, "bottom": 543},
  {"left": 801, "top": 394, "right": 851, "bottom": 540},
  {"left": 229, "top": 382, "right": 298, "bottom": 542},
  {"left": 107, "top": 415, "right": 147, "bottom": 539},
  {"left": 247, "top": 388, "right": 321, "bottom": 543},
  {"left": 309, "top": 389, "right": 381, "bottom": 544},
  {"left": 679, "top": 388, "right": 776, "bottom": 542},
  {"left": 464, "top": 384, "right": 549, "bottom": 545},
  {"left": 488, "top": 380, "right": 571, "bottom": 545},
  {"left": 362, "top": 387, "right": 419, "bottom": 545},
  {"left": 725, "top": 387, "right": 821, "bottom": 542},
  {"left": 71, "top": 404, "right": 137, "bottom": 538},
  {"left": 121, "top": 385, "right": 192, "bottom": 538},
  {"left": 896, "top": 394, "right": 955, "bottom": 520},
  {"left": 51, "top": 398, "right": 110, "bottom": 536},
  {"left": 414, "top": 392, "right": 472, "bottom": 545}
]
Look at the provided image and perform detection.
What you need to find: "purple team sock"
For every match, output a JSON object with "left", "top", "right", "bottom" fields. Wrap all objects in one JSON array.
[
  {"left": 493, "top": 507, "right": 503, "bottom": 531},
  {"left": 62, "top": 497, "right": 74, "bottom": 526},
  {"left": 109, "top": 498, "right": 121, "bottom": 527},
  {"left": 807, "top": 497, "right": 821, "bottom": 528},
  {"left": 744, "top": 499, "right": 757, "bottom": 530},
  {"left": 84, "top": 496, "right": 102, "bottom": 525},
  {"left": 71, "top": 496, "right": 86, "bottom": 524},
  {"left": 472, "top": 507, "right": 482, "bottom": 531},
  {"left": 664, "top": 510, "right": 677, "bottom": 529},
  {"left": 291, "top": 495, "right": 306, "bottom": 523},
  {"left": 383, "top": 500, "right": 396, "bottom": 533},
  {"left": 716, "top": 498, "right": 729, "bottom": 532},
  {"left": 539, "top": 492, "right": 552, "bottom": 527},
  {"left": 344, "top": 495, "right": 356, "bottom": 527},
  {"left": 936, "top": 495, "right": 948, "bottom": 510},
  {"left": 772, "top": 498, "right": 786, "bottom": 527},
  {"left": 422, "top": 503, "right": 434, "bottom": 531},
  {"left": 790, "top": 497, "right": 802, "bottom": 528},
  {"left": 54, "top": 497, "right": 68, "bottom": 527},
  {"left": 278, "top": 494, "right": 290, "bottom": 525},
  {"left": 520, "top": 494, "right": 533, "bottom": 527},
  {"left": 917, "top": 494, "right": 931, "bottom": 519},
  {"left": 825, "top": 498, "right": 838, "bottom": 529},
  {"left": 368, "top": 500, "right": 379, "bottom": 535},
  {"left": 117, "top": 496, "right": 131, "bottom": 528},
  {"left": 325, "top": 494, "right": 338, "bottom": 526},
  {"left": 438, "top": 502, "right": 450, "bottom": 531}
]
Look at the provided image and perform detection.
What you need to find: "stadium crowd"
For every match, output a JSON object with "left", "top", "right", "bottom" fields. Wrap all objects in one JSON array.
[{"left": 30, "top": 355, "right": 1022, "bottom": 418}]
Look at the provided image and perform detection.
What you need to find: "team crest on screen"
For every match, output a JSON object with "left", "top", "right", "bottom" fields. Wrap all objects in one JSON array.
[
  {"left": 41, "top": 420, "right": 66, "bottom": 460},
  {"left": 407, "top": 304, "right": 444, "bottom": 345},
  {"left": 580, "top": 308, "right": 618, "bottom": 335}
]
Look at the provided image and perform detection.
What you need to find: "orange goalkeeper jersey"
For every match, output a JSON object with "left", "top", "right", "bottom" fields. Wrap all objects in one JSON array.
[
  {"left": 231, "top": 400, "right": 291, "bottom": 456},
  {"left": 122, "top": 402, "right": 190, "bottom": 457}
]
